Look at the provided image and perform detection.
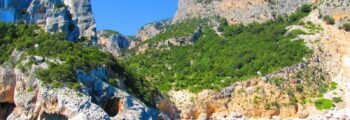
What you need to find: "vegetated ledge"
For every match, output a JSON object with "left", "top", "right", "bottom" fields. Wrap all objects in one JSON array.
[{"left": 119, "top": 6, "right": 313, "bottom": 94}]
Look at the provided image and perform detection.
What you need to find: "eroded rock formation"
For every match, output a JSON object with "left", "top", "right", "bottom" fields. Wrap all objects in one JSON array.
[
  {"left": 0, "top": 50, "right": 157, "bottom": 120},
  {"left": 0, "top": 0, "right": 96, "bottom": 41}
]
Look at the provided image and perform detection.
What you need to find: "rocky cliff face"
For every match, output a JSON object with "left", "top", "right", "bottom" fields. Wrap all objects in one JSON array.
[
  {"left": 136, "top": 20, "right": 171, "bottom": 42},
  {"left": 97, "top": 30, "right": 132, "bottom": 57},
  {"left": 0, "top": 0, "right": 96, "bottom": 42},
  {"left": 172, "top": 0, "right": 316, "bottom": 24},
  {"left": 0, "top": 50, "right": 157, "bottom": 120}
]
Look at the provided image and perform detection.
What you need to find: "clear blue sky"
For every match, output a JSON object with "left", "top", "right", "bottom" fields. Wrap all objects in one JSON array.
[{"left": 91, "top": 0, "right": 178, "bottom": 36}]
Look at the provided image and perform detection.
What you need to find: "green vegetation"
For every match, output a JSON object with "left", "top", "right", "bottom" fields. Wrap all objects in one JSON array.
[
  {"left": 120, "top": 8, "right": 311, "bottom": 93},
  {"left": 332, "top": 97, "right": 342, "bottom": 103},
  {"left": 303, "top": 21, "right": 323, "bottom": 34},
  {"left": 343, "top": 23, "right": 350, "bottom": 31},
  {"left": 287, "top": 29, "right": 306, "bottom": 38},
  {"left": 330, "top": 81, "right": 337, "bottom": 90},
  {"left": 0, "top": 22, "right": 117, "bottom": 89},
  {"left": 323, "top": 15, "right": 335, "bottom": 25},
  {"left": 314, "top": 98, "right": 334, "bottom": 110},
  {"left": 301, "top": 4, "right": 312, "bottom": 13}
]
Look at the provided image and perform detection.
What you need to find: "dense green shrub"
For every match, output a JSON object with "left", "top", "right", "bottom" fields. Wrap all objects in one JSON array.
[
  {"left": 218, "top": 18, "right": 229, "bottom": 32},
  {"left": 287, "top": 29, "right": 306, "bottom": 38},
  {"left": 301, "top": 4, "right": 312, "bottom": 13},
  {"left": 343, "top": 23, "right": 350, "bottom": 31},
  {"left": 323, "top": 15, "right": 335, "bottom": 25},
  {"left": 314, "top": 98, "right": 334, "bottom": 110}
]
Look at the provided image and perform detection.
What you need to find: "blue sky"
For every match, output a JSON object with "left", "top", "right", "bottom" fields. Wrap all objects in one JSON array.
[{"left": 91, "top": 0, "right": 178, "bottom": 36}]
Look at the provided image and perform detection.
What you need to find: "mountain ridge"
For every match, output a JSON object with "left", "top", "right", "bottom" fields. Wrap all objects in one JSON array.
[{"left": 1, "top": 0, "right": 350, "bottom": 119}]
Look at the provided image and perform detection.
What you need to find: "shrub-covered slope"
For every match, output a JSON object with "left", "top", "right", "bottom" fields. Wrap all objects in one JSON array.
[
  {"left": 0, "top": 22, "right": 117, "bottom": 89},
  {"left": 120, "top": 8, "right": 312, "bottom": 93}
]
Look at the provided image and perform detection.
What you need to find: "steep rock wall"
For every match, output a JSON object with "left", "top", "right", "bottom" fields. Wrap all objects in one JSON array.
[
  {"left": 0, "top": 0, "right": 96, "bottom": 42},
  {"left": 0, "top": 50, "right": 158, "bottom": 120},
  {"left": 172, "top": 0, "right": 315, "bottom": 24}
]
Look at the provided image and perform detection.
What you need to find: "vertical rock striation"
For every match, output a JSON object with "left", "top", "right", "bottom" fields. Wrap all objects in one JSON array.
[{"left": 0, "top": 0, "right": 96, "bottom": 42}]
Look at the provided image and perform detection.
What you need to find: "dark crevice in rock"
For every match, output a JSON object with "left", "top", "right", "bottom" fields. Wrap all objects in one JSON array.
[
  {"left": 40, "top": 112, "right": 68, "bottom": 120},
  {"left": 0, "top": 102, "right": 15, "bottom": 120},
  {"left": 103, "top": 97, "right": 120, "bottom": 117}
]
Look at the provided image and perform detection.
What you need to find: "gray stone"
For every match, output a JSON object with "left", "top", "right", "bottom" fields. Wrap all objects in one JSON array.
[
  {"left": 33, "top": 55, "right": 44, "bottom": 62},
  {"left": 97, "top": 30, "right": 131, "bottom": 57},
  {"left": 0, "top": 0, "right": 96, "bottom": 42},
  {"left": 136, "top": 19, "right": 171, "bottom": 42}
]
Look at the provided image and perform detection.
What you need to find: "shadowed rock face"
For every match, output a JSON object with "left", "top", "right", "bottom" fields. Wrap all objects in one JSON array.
[
  {"left": 0, "top": 0, "right": 31, "bottom": 23},
  {"left": 0, "top": 0, "right": 96, "bottom": 42},
  {"left": 40, "top": 112, "right": 68, "bottom": 120},
  {"left": 103, "top": 97, "right": 120, "bottom": 117},
  {"left": 0, "top": 102, "right": 15, "bottom": 120}
]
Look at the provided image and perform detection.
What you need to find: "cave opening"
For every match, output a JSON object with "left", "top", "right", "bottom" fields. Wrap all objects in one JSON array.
[
  {"left": 0, "top": 102, "right": 15, "bottom": 119},
  {"left": 103, "top": 97, "right": 120, "bottom": 117},
  {"left": 40, "top": 112, "right": 68, "bottom": 120}
]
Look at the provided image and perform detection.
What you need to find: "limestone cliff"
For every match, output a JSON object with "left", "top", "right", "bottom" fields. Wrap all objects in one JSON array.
[
  {"left": 172, "top": 0, "right": 315, "bottom": 24},
  {"left": 97, "top": 30, "right": 132, "bottom": 57},
  {"left": 136, "top": 20, "right": 171, "bottom": 42},
  {"left": 0, "top": 0, "right": 96, "bottom": 42},
  {"left": 0, "top": 50, "right": 158, "bottom": 120}
]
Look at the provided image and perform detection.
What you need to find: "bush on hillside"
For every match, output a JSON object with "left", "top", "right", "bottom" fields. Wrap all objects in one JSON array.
[
  {"left": 314, "top": 98, "right": 334, "bottom": 110},
  {"left": 301, "top": 4, "right": 312, "bottom": 13},
  {"left": 323, "top": 15, "right": 335, "bottom": 25},
  {"left": 343, "top": 23, "right": 350, "bottom": 31}
]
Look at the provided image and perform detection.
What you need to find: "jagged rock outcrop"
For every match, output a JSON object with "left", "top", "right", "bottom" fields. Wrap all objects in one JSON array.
[
  {"left": 0, "top": 50, "right": 157, "bottom": 120},
  {"left": 136, "top": 27, "right": 203, "bottom": 54},
  {"left": 136, "top": 19, "right": 171, "bottom": 42},
  {"left": 172, "top": 0, "right": 315, "bottom": 24},
  {"left": 97, "top": 30, "right": 132, "bottom": 57},
  {"left": 0, "top": 0, "right": 96, "bottom": 41}
]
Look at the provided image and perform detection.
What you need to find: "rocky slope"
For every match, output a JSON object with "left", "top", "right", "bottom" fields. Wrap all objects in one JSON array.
[
  {"left": 0, "top": 0, "right": 96, "bottom": 41},
  {"left": 159, "top": 8, "right": 350, "bottom": 120},
  {"left": 1, "top": 0, "right": 350, "bottom": 120},
  {"left": 0, "top": 50, "right": 157, "bottom": 120},
  {"left": 319, "top": 0, "right": 350, "bottom": 25}
]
